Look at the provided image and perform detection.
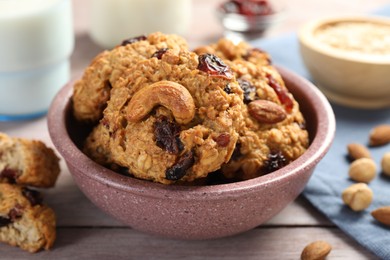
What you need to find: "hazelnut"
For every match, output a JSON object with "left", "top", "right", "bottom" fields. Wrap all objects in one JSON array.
[
  {"left": 342, "top": 183, "right": 373, "bottom": 211},
  {"left": 348, "top": 158, "right": 376, "bottom": 183},
  {"left": 381, "top": 152, "right": 390, "bottom": 177}
]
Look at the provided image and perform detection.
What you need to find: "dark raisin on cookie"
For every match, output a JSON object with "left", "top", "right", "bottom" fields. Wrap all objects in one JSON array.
[
  {"left": 223, "top": 84, "right": 232, "bottom": 94},
  {"left": 237, "top": 79, "right": 256, "bottom": 104},
  {"left": 154, "top": 116, "right": 183, "bottom": 155},
  {"left": 0, "top": 168, "right": 18, "bottom": 183},
  {"left": 165, "top": 150, "right": 195, "bottom": 181},
  {"left": 8, "top": 206, "right": 23, "bottom": 221},
  {"left": 197, "top": 53, "right": 233, "bottom": 79},
  {"left": 152, "top": 48, "right": 169, "bottom": 59},
  {"left": 264, "top": 151, "right": 287, "bottom": 173},
  {"left": 121, "top": 35, "right": 147, "bottom": 46}
]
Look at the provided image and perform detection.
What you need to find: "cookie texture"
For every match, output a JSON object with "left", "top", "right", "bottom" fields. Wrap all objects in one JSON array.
[
  {"left": 74, "top": 32, "right": 309, "bottom": 184},
  {"left": 0, "top": 133, "right": 60, "bottom": 188},
  {"left": 81, "top": 37, "right": 245, "bottom": 184},
  {"left": 195, "top": 39, "right": 309, "bottom": 180},
  {"left": 72, "top": 32, "right": 189, "bottom": 122},
  {"left": 0, "top": 183, "right": 56, "bottom": 253}
]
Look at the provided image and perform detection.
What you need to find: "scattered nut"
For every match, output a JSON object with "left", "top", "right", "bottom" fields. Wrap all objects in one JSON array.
[
  {"left": 371, "top": 206, "right": 390, "bottom": 226},
  {"left": 342, "top": 183, "right": 373, "bottom": 211},
  {"left": 347, "top": 143, "right": 371, "bottom": 160},
  {"left": 381, "top": 152, "right": 390, "bottom": 177},
  {"left": 247, "top": 99, "right": 287, "bottom": 124},
  {"left": 369, "top": 124, "right": 390, "bottom": 146},
  {"left": 126, "top": 81, "right": 195, "bottom": 124},
  {"left": 348, "top": 158, "right": 377, "bottom": 183},
  {"left": 301, "top": 240, "right": 332, "bottom": 260}
]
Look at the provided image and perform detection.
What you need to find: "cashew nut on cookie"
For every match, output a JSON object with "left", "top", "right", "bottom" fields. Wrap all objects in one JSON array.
[{"left": 126, "top": 81, "right": 195, "bottom": 124}]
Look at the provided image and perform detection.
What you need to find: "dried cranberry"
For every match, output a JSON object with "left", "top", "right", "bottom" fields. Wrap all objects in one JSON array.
[
  {"left": 222, "top": 0, "right": 274, "bottom": 16},
  {"left": 213, "top": 133, "right": 230, "bottom": 147},
  {"left": 197, "top": 54, "right": 233, "bottom": 79},
  {"left": 266, "top": 74, "right": 293, "bottom": 113},
  {"left": 0, "top": 168, "right": 18, "bottom": 183},
  {"left": 121, "top": 35, "right": 147, "bottom": 46},
  {"left": 154, "top": 116, "right": 183, "bottom": 155},
  {"left": 264, "top": 151, "right": 287, "bottom": 173},
  {"left": 152, "top": 48, "right": 169, "bottom": 59},
  {"left": 165, "top": 150, "right": 195, "bottom": 181},
  {"left": 0, "top": 216, "right": 11, "bottom": 227},
  {"left": 237, "top": 79, "right": 256, "bottom": 104},
  {"left": 22, "top": 188, "right": 43, "bottom": 206}
]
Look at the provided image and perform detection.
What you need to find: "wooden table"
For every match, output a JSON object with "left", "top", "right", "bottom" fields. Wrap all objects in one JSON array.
[{"left": 1, "top": 0, "right": 388, "bottom": 259}]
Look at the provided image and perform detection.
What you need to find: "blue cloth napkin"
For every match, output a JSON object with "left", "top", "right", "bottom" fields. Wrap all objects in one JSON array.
[{"left": 250, "top": 6, "right": 390, "bottom": 260}]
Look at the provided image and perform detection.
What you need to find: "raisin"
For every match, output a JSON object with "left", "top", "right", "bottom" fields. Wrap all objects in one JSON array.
[
  {"left": 22, "top": 188, "right": 43, "bottom": 206},
  {"left": 213, "top": 133, "right": 230, "bottom": 147},
  {"left": 152, "top": 48, "right": 169, "bottom": 59},
  {"left": 266, "top": 74, "right": 293, "bottom": 113},
  {"left": 0, "top": 168, "right": 18, "bottom": 183},
  {"left": 264, "top": 151, "right": 287, "bottom": 173},
  {"left": 154, "top": 116, "right": 183, "bottom": 155},
  {"left": 121, "top": 35, "right": 147, "bottom": 46},
  {"left": 0, "top": 216, "right": 11, "bottom": 227},
  {"left": 223, "top": 84, "right": 232, "bottom": 94},
  {"left": 165, "top": 150, "right": 195, "bottom": 181},
  {"left": 237, "top": 79, "right": 256, "bottom": 104},
  {"left": 8, "top": 206, "right": 23, "bottom": 221},
  {"left": 197, "top": 53, "right": 233, "bottom": 79}
]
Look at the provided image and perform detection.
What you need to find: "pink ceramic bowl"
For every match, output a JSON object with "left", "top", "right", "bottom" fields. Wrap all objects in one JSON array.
[{"left": 48, "top": 66, "right": 335, "bottom": 240}]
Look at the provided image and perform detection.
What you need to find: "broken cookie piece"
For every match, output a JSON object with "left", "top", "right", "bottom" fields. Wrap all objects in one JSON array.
[
  {"left": 0, "top": 133, "right": 60, "bottom": 188},
  {"left": 0, "top": 183, "right": 56, "bottom": 253}
]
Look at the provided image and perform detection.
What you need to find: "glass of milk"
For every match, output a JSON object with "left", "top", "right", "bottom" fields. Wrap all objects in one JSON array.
[
  {"left": 89, "top": 0, "right": 192, "bottom": 49},
  {"left": 0, "top": 0, "right": 74, "bottom": 120}
]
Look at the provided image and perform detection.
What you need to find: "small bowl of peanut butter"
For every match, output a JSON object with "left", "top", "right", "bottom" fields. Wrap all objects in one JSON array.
[{"left": 299, "top": 15, "right": 390, "bottom": 109}]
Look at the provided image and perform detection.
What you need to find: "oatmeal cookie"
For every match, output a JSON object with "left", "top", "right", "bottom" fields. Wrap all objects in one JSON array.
[
  {"left": 73, "top": 32, "right": 189, "bottom": 122},
  {"left": 82, "top": 43, "right": 246, "bottom": 184},
  {"left": 195, "top": 39, "right": 309, "bottom": 180},
  {"left": 0, "top": 183, "right": 56, "bottom": 253},
  {"left": 0, "top": 133, "right": 60, "bottom": 188}
]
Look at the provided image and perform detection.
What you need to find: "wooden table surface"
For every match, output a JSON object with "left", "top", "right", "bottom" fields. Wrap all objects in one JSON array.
[{"left": 1, "top": 0, "right": 388, "bottom": 259}]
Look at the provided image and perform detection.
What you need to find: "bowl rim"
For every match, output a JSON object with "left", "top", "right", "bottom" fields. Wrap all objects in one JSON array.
[
  {"left": 298, "top": 15, "right": 390, "bottom": 64},
  {"left": 48, "top": 65, "right": 335, "bottom": 200}
]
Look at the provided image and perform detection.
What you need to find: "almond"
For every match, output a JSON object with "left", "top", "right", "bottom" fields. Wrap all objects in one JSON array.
[
  {"left": 348, "top": 158, "right": 376, "bottom": 183},
  {"left": 371, "top": 206, "right": 390, "bottom": 226},
  {"left": 248, "top": 100, "right": 287, "bottom": 124},
  {"left": 301, "top": 240, "right": 332, "bottom": 260},
  {"left": 381, "top": 152, "right": 390, "bottom": 176},
  {"left": 369, "top": 124, "right": 390, "bottom": 146},
  {"left": 347, "top": 143, "right": 371, "bottom": 160}
]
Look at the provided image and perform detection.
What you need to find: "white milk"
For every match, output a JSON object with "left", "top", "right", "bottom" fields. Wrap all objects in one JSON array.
[
  {"left": 89, "top": 0, "right": 192, "bottom": 49},
  {"left": 0, "top": 60, "right": 70, "bottom": 116},
  {"left": 0, "top": 0, "right": 74, "bottom": 119}
]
